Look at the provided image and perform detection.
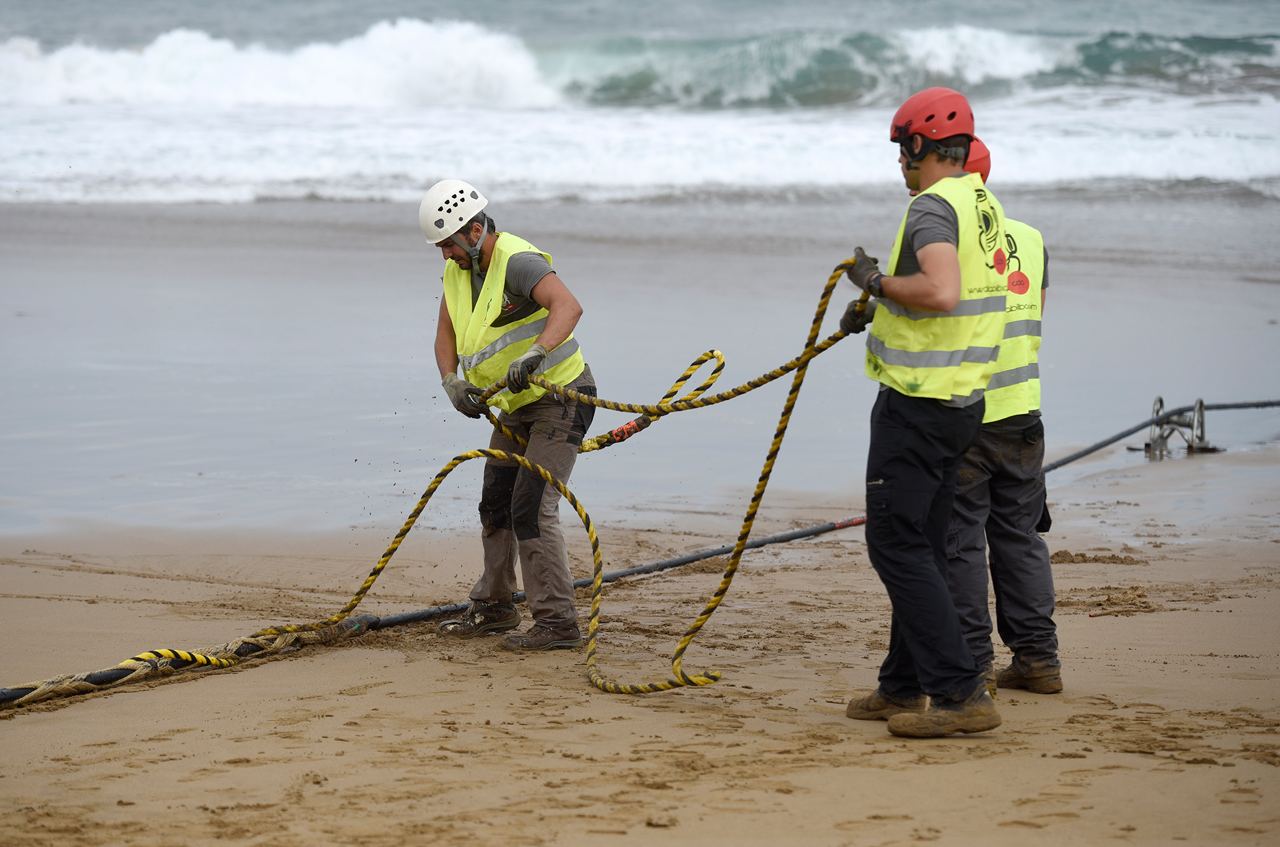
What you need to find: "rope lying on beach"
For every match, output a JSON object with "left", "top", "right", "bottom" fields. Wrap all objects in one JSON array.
[
  {"left": 1, "top": 260, "right": 866, "bottom": 707},
  {"left": 2, "top": 616, "right": 377, "bottom": 708}
]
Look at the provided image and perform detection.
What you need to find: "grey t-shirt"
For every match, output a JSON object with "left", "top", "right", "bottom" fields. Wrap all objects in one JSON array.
[
  {"left": 470, "top": 251, "right": 555, "bottom": 323},
  {"left": 892, "top": 194, "right": 958, "bottom": 277}
]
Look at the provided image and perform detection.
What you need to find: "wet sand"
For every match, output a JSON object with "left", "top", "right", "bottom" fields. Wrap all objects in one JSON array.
[
  {"left": 2, "top": 199, "right": 1280, "bottom": 844},
  {"left": 4, "top": 197, "right": 1279, "bottom": 534}
]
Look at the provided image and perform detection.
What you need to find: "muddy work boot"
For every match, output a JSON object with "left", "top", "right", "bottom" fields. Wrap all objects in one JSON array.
[
  {"left": 996, "top": 661, "right": 1063, "bottom": 694},
  {"left": 845, "top": 689, "right": 928, "bottom": 721},
  {"left": 501, "top": 622, "right": 583, "bottom": 651},
  {"left": 437, "top": 602, "right": 521, "bottom": 639},
  {"left": 886, "top": 685, "right": 1002, "bottom": 738}
]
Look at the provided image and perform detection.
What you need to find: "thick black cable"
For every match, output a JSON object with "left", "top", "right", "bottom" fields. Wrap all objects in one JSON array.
[
  {"left": 375, "top": 400, "right": 1280, "bottom": 633},
  {"left": 371, "top": 516, "right": 868, "bottom": 630}
]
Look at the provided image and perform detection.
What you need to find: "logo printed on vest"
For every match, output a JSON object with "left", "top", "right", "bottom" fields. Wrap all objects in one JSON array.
[
  {"left": 974, "top": 186, "right": 1005, "bottom": 273},
  {"left": 1007, "top": 271, "right": 1030, "bottom": 295}
]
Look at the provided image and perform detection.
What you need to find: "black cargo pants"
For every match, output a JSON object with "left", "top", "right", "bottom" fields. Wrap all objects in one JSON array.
[
  {"left": 945, "top": 413, "right": 1058, "bottom": 672},
  {"left": 865, "top": 387, "right": 986, "bottom": 704}
]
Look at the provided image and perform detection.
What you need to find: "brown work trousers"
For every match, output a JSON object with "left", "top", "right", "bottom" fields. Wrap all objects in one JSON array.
[{"left": 470, "top": 366, "right": 596, "bottom": 628}]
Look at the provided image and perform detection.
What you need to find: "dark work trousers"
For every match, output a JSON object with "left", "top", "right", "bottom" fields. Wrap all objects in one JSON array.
[
  {"left": 945, "top": 414, "right": 1059, "bottom": 672},
  {"left": 473, "top": 365, "right": 596, "bottom": 629},
  {"left": 865, "top": 387, "right": 985, "bottom": 704}
]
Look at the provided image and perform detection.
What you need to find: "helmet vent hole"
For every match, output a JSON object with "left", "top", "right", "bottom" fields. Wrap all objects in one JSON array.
[
  {"left": 947, "top": 111, "right": 957, "bottom": 120},
  {"left": 925, "top": 113, "right": 935, "bottom": 123}
]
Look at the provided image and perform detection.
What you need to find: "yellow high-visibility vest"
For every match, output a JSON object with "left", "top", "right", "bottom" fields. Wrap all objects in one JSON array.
[
  {"left": 983, "top": 218, "right": 1044, "bottom": 422},
  {"left": 866, "top": 172, "right": 1008, "bottom": 403},
  {"left": 442, "top": 232, "right": 585, "bottom": 414}
]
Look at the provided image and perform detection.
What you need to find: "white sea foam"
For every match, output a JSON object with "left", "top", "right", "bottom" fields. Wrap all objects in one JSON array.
[
  {"left": 0, "top": 19, "right": 561, "bottom": 108},
  {"left": 887, "top": 25, "right": 1061, "bottom": 86}
]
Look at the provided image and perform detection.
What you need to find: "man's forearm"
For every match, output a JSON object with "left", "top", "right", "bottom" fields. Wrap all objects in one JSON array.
[
  {"left": 534, "top": 303, "right": 582, "bottom": 352},
  {"left": 435, "top": 335, "right": 460, "bottom": 380},
  {"left": 879, "top": 271, "right": 961, "bottom": 312}
]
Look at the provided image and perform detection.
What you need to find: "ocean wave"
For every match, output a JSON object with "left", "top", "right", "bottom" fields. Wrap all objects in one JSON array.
[
  {"left": 552, "top": 26, "right": 1280, "bottom": 108},
  {"left": 3, "top": 18, "right": 1279, "bottom": 204},
  {"left": 0, "top": 18, "right": 561, "bottom": 108},
  {"left": 1, "top": 20, "right": 1276, "bottom": 110}
]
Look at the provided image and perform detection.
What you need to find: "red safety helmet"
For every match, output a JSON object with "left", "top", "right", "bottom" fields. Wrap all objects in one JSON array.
[
  {"left": 965, "top": 136, "right": 991, "bottom": 183},
  {"left": 890, "top": 87, "right": 975, "bottom": 146}
]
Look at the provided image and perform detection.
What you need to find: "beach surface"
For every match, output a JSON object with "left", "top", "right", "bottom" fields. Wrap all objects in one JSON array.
[
  {"left": 2, "top": 198, "right": 1280, "bottom": 845},
  {"left": 3, "top": 449, "right": 1279, "bottom": 846}
]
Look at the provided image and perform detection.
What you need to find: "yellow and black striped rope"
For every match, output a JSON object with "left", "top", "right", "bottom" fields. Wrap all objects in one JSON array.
[
  {"left": 127, "top": 649, "right": 236, "bottom": 669},
  {"left": 590, "top": 263, "right": 867, "bottom": 693},
  {"left": 249, "top": 258, "right": 866, "bottom": 694},
  {"left": 248, "top": 259, "right": 861, "bottom": 644},
  {"left": 481, "top": 349, "right": 729, "bottom": 453},
  {"left": 4, "top": 615, "right": 374, "bottom": 708}
]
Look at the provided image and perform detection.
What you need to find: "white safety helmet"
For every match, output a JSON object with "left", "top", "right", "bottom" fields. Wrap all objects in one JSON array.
[{"left": 419, "top": 179, "right": 488, "bottom": 244}]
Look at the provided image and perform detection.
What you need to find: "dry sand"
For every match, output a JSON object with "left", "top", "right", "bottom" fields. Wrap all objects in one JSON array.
[{"left": 2, "top": 443, "right": 1279, "bottom": 846}]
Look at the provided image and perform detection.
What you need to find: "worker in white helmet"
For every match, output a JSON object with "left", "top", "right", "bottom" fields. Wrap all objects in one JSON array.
[{"left": 421, "top": 179, "right": 596, "bottom": 651}]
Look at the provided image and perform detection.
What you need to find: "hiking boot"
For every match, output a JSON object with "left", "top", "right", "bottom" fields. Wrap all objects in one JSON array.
[
  {"left": 501, "top": 622, "right": 583, "bottom": 651},
  {"left": 996, "top": 661, "right": 1063, "bottom": 694},
  {"left": 886, "top": 685, "right": 1002, "bottom": 738},
  {"left": 437, "top": 602, "right": 521, "bottom": 639},
  {"left": 845, "top": 689, "right": 927, "bottom": 721}
]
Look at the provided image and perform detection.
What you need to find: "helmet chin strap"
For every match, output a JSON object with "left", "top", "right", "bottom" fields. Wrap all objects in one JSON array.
[{"left": 449, "top": 213, "right": 489, "bottom": 286}]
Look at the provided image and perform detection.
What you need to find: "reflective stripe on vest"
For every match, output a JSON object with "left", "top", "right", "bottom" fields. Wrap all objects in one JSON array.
[
  {"left": 865, "top": 172, "right": 1009, "bottom": 402},
  {"left": 877, "top": 294, "right": 1008, "bottom": 320},
  {"left": 983, "top": 217, "right": 1045, "bottom": 423},
  {"left": 442, "top": 232, "right": 586, "bottom": 414}
]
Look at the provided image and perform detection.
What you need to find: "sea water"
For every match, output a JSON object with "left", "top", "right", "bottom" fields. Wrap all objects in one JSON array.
[{"left": 1, "top": 0, "right": 1278, "bottom": 202}]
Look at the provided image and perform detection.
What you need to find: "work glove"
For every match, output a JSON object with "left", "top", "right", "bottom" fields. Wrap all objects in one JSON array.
[
  {"left": 506, "top": 343, "right": 548, "bottom": 392},
  {"left": 839, "top": 299, "right": 877, "bottom": 335},
  {"left": 845, "top": 247, "right": 885, "bottom": 298},
  {"left": 442, "top": 373, "right": 486, "bottom": 419}
]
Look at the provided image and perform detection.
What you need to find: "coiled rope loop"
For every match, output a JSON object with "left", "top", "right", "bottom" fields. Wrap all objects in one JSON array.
[{"left": 252, "top": 259, "right": 861, "bottom": 694}]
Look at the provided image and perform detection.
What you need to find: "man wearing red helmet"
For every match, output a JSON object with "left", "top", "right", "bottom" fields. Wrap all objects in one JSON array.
[
  {"left": 840, "top": 87, "right": 1008, "bottom": 738},
  {"left": 946, "top": 139, "right": 1062, "bottom": 696}
]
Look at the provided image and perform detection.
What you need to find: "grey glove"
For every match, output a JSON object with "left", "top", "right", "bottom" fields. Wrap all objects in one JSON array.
[
  {"left": 845, "top": 247, "right": 885, "bottom": 298},
  {"left": 839, "top": 299, "right": 877, "bottom": 335},
  {"left": 442, "top": 373, "right": 486, "bottom": 418},
  {"left": 506, "top": 343, "right": 548, "bottom": 392}
]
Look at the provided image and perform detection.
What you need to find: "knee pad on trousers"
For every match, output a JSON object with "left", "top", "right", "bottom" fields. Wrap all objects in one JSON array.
[
  {"left": 479, "top": 465, "right": 518, "bottom": 531},
  {"left": 511, "top": 470, "right": 548, "bottom": 541}
]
